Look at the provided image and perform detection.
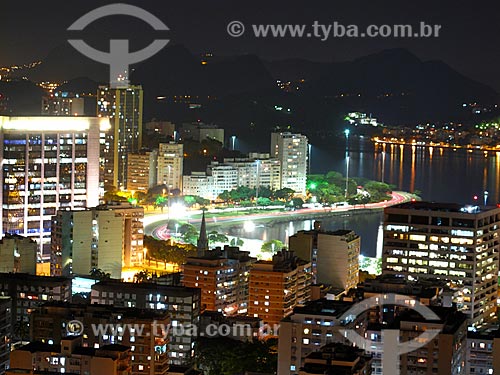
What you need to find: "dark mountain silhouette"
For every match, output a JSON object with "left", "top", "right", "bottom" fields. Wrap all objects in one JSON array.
[
  {"left": 0, "top": 80, "right": 45, "bottom": 115},
  {"left": 56, "top": 77, "right": 99, "bottom": 95},
  {"left": 4, "top": 46, "right": 497, "bottom": 143}
]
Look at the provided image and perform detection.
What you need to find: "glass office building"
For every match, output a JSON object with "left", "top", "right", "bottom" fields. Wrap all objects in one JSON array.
[{"left": 0, "top": 116, "right": 104, "bottom": 259}]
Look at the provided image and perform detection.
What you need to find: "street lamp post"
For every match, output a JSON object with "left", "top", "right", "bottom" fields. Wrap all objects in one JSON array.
[
  {"left": 308, "top": 143, "right": 312, "bottom": 173},
  {"left": 344, "top": 129, "right": 350, "bottom": 199}
]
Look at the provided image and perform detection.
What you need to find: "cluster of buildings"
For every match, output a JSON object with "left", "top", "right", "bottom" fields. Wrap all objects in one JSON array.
[{"left": 2, "top": 82, "right": 500, "bottom": 375}]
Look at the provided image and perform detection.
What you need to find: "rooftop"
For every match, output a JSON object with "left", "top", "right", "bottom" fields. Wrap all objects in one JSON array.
[
  {"left": 286, "top": 299, "right": 354, "bottom": 319},
  {"left": 92, "top": 280, "right": 200, "bottom": 297},
  {"left": 388, "top": 201, "right": 500, "bottom": 214}
]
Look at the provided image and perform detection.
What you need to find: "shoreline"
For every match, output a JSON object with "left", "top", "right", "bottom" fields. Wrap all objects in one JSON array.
[{"left": 145, "top": 191, "right": 415, "bottom": 236}]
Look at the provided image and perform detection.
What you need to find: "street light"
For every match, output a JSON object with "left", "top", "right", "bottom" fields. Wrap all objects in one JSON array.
[
  {"left": 308, "top": 144, "right": 312, "bottom": 173},
  {"left": 231, "top": 135, "right": 237, "bottom": 151},
  {"left": 344, "top": 129, "right": 350, "bottom": 199}
]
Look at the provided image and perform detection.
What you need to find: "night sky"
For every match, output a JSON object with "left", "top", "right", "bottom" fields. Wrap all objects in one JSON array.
[{"left": 2, "top": 0, "right": 500, "bottom": 89}]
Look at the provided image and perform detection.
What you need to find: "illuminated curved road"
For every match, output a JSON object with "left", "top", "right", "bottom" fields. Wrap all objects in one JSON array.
[{"left": 145, "top": 191, "right": 414, "bottom": 241}]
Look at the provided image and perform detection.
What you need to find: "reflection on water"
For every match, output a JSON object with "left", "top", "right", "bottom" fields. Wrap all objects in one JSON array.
[{"left": 224, "top": 141, "right": 500, "bottom": 257}]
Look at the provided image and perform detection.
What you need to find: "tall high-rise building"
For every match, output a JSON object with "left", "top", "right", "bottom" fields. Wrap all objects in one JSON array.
[
  {"left": 0, "top": 234, "right": 37, "bottom": 274},
  {"left": 127, "top": 149, "right": 158, "bottom": 191},
  {"left": 157, "top": 143, "right": 183, "bottom": 192},
  {"left": 0, "top": 116, "right": 103, "bottom": 258},
  {"left": 98, "top": 85, "right": 143, "bottom": 189},
  {"left": 270, "top": 132, "right": 308, "bottom": 196},
  {"left": 381, "top": 202, "right": 500, "bottom": 326},
  {"left": 248, "top": 251, "right": 312, "bottom": 326},
  {"left": 51, "top": 203, "right": 144, "bottom": 278}
]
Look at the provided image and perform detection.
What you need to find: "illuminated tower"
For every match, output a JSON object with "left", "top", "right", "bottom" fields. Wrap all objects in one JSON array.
[
  {"left": 0, "top": 116, "right": 103, "bottom": 258},
  {"left": 98, "top": 85, "right": 143, "bottom": 189},
  {"left": 271, "top": 132, "right": 308, "bottom": 196},
  {"left": 382, "top": 201, "right": 500, "bottom": 326}
]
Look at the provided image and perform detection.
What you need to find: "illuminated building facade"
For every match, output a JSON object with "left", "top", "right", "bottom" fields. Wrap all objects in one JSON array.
[
  {"left": 127, "top": 150, "right": 158, "bottom": 191},
  {"left": 382, "top": 202, "right": 500, "bottom": 326},
  {"left": 0, "top": 273, "right": 71, "bottom": 340},
  {"left": 98, "top": 85, "right": 143, "bottom": 189},
  {"left": 0, "top": 116, "right": 102, "bottom": 258},
  {"left": 271, "top": 132, "right": 308, "bottom": 196},
  {"left": 91, "top": 281, "right": 200, "bottom": 366},
  {"left": 9, "top": 337, "right": 132, "bottom": 375},
  {"left": 248, "top": 251, "right": 312, "bottom": 326},
  {"left": 51, "top": 203, "right": 144, "bottom": 278},
  {"left": 42, "top": 93, "right": 85, "bottom": 116},
  {"left": 223, "top": 154, "right": 282, "bottom": 192},
  {"left": 30, "top": 303, "right": 169, "bottom": 375},
  {"left": 157, "top": 143, "right": 183, "bottom": 192},
  {"left": 182, "top": 246, "right": 256, "bottom": 315},
  {"left": 277, "top": 299, "right": 364, "bottom": 375}
]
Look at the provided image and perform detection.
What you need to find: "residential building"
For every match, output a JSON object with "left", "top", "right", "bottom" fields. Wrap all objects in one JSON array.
[
  {"left": 248, "top": 251, "right": 312, "bottom": 326},
  {"left": 145, "top": 121, "right": 175, "bottom": 137},
  {"left": 298, "top": 343, "right": 372, "bottom": 375},
  {"left": 180, "top": 123, "right": 224, "bottom": 144},
  {"left": 277, "top": 299, "right": 365, "bottom": 375},
  {"left": 51, "top": 203, "right": 144, "bottom": 278},
  {"left": 0, "top": 116, "right": 103, "bottom": 258},
  {"left": 388, "top": 307, "right": 467, "bottom": 375},
  {"left": 30, "top": 303, "right": 169, "bottom": 375},
  {"left": 223, "top": 155, "right": 281, "bottom": 192},
  {"left": 0, "top": 273, "right": 71, "bottom": 340},
  {"left": 199, "top": 311, "right": 262, "bottom": 341},
  {"left": 183, "top": 154, "right": 281, "bottom": 200},
  {"left": 157, "top": 143, "right": 183, "bottom": 192},
  {"left": 42, "top": 93, "right": 85, "bottom": 116},
  {"left": 91, "top": 281, "right": 200, "bottom": 366},
  {"left": 98, "top": 85, "right": 143, "bottom": 189},
  {"left": 289, "top": 223, "right": 360, "bottom": 291},
  {"left": 127, "top": 149, "right": 158, "bottom": 191},
  {"left": 466, "top": 330, "right": 500, "bottom": 375},
  {"left": 182, "top": 173, "right": 214, "bottom": 200},
  {"left": 0, "top": 234, "right": 37, "bottom": 274},
  {"left": 381, "top": 201, "right": 500, "bottom": 325},
  {"left": 9, "top": 337, "right": 131, "bottom": 375},
  {"left": 207, "top": 163, "right": 238, "bottom": 197},
  {"left": 183, "top": 246, "right": 256, "bottom": 315},
  {"left": 270, "top": 132, "right": 308, "bottom": 196},
  {"left": 0, "top": 297, "right": 11, "bottom": 375}
]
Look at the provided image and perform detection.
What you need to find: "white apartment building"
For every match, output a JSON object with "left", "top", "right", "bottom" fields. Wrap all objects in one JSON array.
[
  {"left": 271, "top": 132, "right": 308, "bottom": 196},
  {"left": 157, "top": 142, "right": 184, "bottom": 192},
  {"left": 224, "top": 154, "right": 281, "bottom": 192},
  {"left": 183, "top": 154, "right": 281, "bottom": 200},
  {"left": 183, "top": 172, "right": 216, "bottom": 200},
  {"left": 51, "top": 203, "right": 144, "bottom": 278}
]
